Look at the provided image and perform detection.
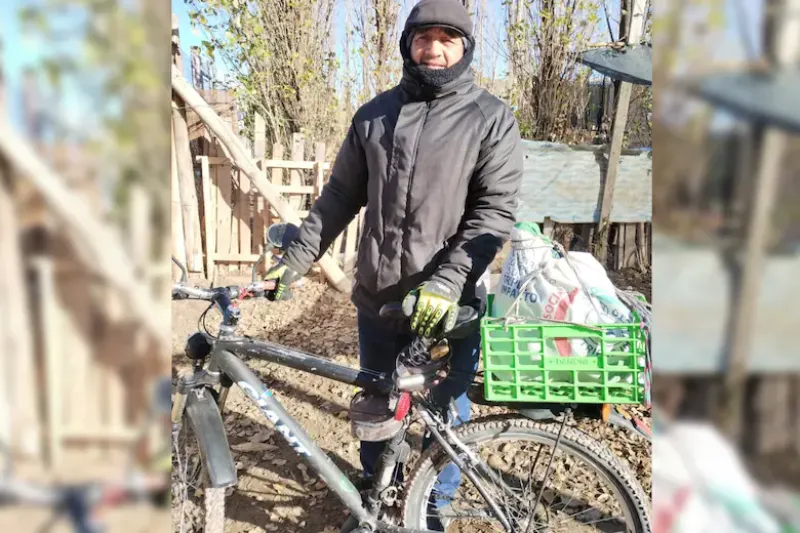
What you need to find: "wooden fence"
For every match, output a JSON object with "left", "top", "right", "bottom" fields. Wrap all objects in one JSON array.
[
  {"left": 1, "top": 63, "right": 169, "bottom": 468},
  {"left": 196, "top": 133, "right": 364, "bottom": 281},
  {"left": 1, "top": 151, "right": 169, "bottom": 468}
]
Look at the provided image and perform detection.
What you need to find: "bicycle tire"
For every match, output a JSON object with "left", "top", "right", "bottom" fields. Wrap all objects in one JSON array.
[
  {"left": 402, "top": 414, "right": 651, "bottom": 533},
  {"left": 173, "top": 404, "right": 226, "bottom": 533}
]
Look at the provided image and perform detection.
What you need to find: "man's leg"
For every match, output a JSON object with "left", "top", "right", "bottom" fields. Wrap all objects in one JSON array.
[
  {"left": 425, "top": 330, "right": 481, "bottom": 508},
  {"left": 356, "top": 312, "right": 412, "bottom": 479}
]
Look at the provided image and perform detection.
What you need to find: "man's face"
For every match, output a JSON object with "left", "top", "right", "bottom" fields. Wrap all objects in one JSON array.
[{"left": 410, "top": 26, "right": 464, "bottom": 69}]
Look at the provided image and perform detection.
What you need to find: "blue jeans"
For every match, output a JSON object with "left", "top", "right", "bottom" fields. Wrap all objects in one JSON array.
[{"left": 357, "top": 311, "right": 480, "bottom": 508}]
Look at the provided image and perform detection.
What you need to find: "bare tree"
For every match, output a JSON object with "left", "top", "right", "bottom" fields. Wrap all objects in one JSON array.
[
  {"left": 353, "top": 0, "right": 405, "bottom": 102},
  {"left": 505, "top": 0, "right": 601, "bottom": 142},
  {"left": 187, "top": 0, "right": 340, "bottom": 150}
]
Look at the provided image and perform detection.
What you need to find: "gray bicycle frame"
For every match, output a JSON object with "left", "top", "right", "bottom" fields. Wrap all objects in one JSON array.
[{"left": 199, "top": 336, "right": 438, "bottom": 533}]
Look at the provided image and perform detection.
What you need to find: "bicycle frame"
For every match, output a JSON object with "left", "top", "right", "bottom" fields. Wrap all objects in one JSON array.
[{"left": 176, "top": 334, "right": 443, "bottom": 533}]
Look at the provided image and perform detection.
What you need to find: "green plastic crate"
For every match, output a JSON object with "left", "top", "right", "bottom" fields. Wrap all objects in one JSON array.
[{"left": 481, "top": 295, "right": 648, "bottom": 405}]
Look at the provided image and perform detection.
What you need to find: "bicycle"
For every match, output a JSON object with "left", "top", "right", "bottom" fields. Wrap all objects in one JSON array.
[
  {"left": 0, "top": 379, "right": 172, "bottom": 533},
  {"left": 171, "top": 223, "right": 653, "bottom": 533}
]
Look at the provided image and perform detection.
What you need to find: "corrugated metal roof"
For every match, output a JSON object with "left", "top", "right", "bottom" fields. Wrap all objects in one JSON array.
[
  {"left": 653, "top": 233, "right": 800, "bottom": 374},
  {"left": 579, "top": 43, "right": 653, "bottom": 85},
  {"left": 517, "top": 140, "right": 652, "bottom": 223},
  {"left": 693, "top": 69, "right": 800, "bottom": 134}
]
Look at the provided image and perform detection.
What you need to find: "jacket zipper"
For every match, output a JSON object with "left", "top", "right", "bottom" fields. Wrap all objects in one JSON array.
[{"left": 399, "top": 101, "right": 432, "bottom": 287}]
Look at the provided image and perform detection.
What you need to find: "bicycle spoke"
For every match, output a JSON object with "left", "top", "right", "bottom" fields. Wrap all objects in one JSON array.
[{"left": 419, "top": 434, "right": 633, "bottom": 533}]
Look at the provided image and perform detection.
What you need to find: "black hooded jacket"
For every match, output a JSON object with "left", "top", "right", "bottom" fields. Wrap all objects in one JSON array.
[{"left": 283, "top": 0, "right": 523, "bottom": 319}]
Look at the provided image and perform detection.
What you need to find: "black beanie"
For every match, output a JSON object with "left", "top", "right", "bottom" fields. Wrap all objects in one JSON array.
[
  {"left": 399, "top": 0, "right": 475, "bottom": 95},
  {"left": 403, "top": 0, "right": 473, "bottom": 38}
]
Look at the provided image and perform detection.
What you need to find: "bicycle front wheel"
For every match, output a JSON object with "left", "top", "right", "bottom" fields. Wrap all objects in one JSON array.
[
  {"left": 402, "top": 414, "right": 651, "bottom": 533},
  {"left": 172, "top": 394, "right": 226, "bottom": 533}
]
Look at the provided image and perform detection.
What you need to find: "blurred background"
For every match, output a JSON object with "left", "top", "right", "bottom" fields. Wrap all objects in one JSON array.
[
  {"left": 652, "top": 0, "right": 800, "bottom": 529},
  {"left": 0, "top": 0, "right": 172, "bottom": 531}
]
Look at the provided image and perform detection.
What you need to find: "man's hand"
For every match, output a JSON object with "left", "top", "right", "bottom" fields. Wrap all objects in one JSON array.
[
  {"left": 264, "top": 261, "right": 301, "bottom": 301},
  {"left": 403, "top": 280, "right": 460, "bottom": 337}
]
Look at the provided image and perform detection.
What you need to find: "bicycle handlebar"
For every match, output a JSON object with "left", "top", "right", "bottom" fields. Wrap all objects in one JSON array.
[{"left": 171, "top": 281, "right": 276, "bottom": 303}]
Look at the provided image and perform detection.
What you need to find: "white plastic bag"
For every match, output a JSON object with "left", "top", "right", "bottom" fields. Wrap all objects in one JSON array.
[
  {"left": 491, "top": 222, "right": 637, "bottom": 384},
  {"left": 494, "top": 222, "right": 634, "bottom": 339},
  {"left": 654, "top": 420, "right": 783, "bottom": 533}
]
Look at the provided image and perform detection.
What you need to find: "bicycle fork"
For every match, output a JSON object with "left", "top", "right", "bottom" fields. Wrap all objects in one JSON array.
[
  {"left": 366, "top": 426, "right": 411, "bottom": 515},
  {"left": 416, "top": 404, "right": 514, "bottom": 532}
]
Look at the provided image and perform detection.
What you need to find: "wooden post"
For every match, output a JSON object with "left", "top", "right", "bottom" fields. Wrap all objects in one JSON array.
[
  {"left": 252, "top": 115, "right": 267, "bottom": 255},
  {"left": 290, "top": 133, "right": 305, "bottom": 210},
  {"left": 171, "top": 119, "right": 187, "bottom": 279},
  {"left": 542, "top": 217, "right": 554, "bottom": 238},
  {"left": 171, "top": 14, "right": 182, "bottom": 69},
  {"left": 238, "top": 169, "right": 252, "bottom": 273},
  {"left": 594, "top": 0, "right": 648, "bottom": 263},
  {"left": 198, "top": 155, "right": 215, "bottom": 280},
  {"left": 0, "top": 167, "right": 42, "bottom": 460},
  {"left": 172, "top": 101, "right": 203, "bottom": 272},
  {"left": 314, "top": 142, "right": 326, "bottom": 199},
  {"left": 715, "top": 0, "right": 800, "bottom": 438},
  {"left": 190, "top": 46, "right": 202, "bottom": 88},
  {"left": 270, "top": 143, "right": 284, "bottom": 226},
  {"left": 254, "top": 113, "right": 267, "bottom": 159},
  {"left": 0, "top": 61, "right": 41, "bottom": 459},
  {"left": 32, "top": 257, "right": 62, "bottom": 467}
]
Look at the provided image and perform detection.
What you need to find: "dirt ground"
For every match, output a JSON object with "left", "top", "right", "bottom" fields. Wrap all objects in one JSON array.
[{"left": 171, "top": 271, "right": 651, "bottom": 533}]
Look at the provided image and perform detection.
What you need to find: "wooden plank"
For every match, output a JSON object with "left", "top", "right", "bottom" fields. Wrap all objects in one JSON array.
[
  {"left": 254, "top": 113, "right": 267, "bottom": 158},
  {"left": 171, "top": 14, "right": 181, "bottom": 68},
  {"left": 32, "top": 258, "right": 62, "bottom": 466},
  {"left": 636, "top": 222, "right": 647, "bottom": 267},
  {"left": 270, "top": 144, "right": 284, "bottom": 227},
  {"left": 215, "top": 135, "right": 234, "bottom": 275},
  {"left": 0, "top": 164, "right": 41, "bottom": 460},
  {"left": 198, "top": 155, "right": 215, "bottom": 279},
  {"left": 171, "top": 120, "right": 187, "bottom": 278},
  {"left": 238, "top": 168, "right": 252, "bottom": 272},
  {"left": 542, "top": 217, "right": 554, "bottom": 238},
  {"left": 594, "top": 0, "right": 648, "bottom": 263},
  {"left": 332, "top": 233, "right": 344, "bottom": 262},
  {"left": 214, "top": 253, "right": 263, "bottom": 262},
  {"left": 795, "top": 377, "right": 800, "bottom": 455},
  {"left": 289, "top": 133, "right": 304, "bottom": 210},
  {"left": 623, "top": 223, "right": 638, "bottom": 268},
  {"left": 260, "top": 159, "right": 331, "bottom": 171},
  {"left": 278, "top": 185, "right": 316, "bottom": 194},
  {"left": 314, "top": 142, "right": 326, "bottom": 199},
  {"left": 252, "top": 161, "right": 266, "bottom": 261},
  {"left": 60, "top": 427, "right": 140, "bottom": 441},
  {"left": 172, "top": 101, "right": 203, "bottom": 272},
  {"left": 343, "top": 217, "right": 359, "bottom": 272},
  {"left": 190, "top": 46, "right": 202, "bottom": 88}
]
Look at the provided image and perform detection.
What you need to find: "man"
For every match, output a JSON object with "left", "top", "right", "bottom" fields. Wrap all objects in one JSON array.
[{"left": 266, "top": 0, "right": 522, "bottom": 527}]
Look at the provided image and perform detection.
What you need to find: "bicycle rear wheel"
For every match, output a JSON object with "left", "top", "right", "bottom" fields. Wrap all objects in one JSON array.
[
  {"left": 172, "top": 394, "right": 226, "bottom": 533},
  {"left": 402, "top": 414, "right": 651, "bottom": 533}
]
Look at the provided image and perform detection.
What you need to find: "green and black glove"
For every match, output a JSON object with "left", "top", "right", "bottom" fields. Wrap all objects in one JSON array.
[
  {"left": 264, "top": 260, "right": 302, "bottom": 301},
  {"left": 403, "top": 280, "right": 460, "bottom": 338}
]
